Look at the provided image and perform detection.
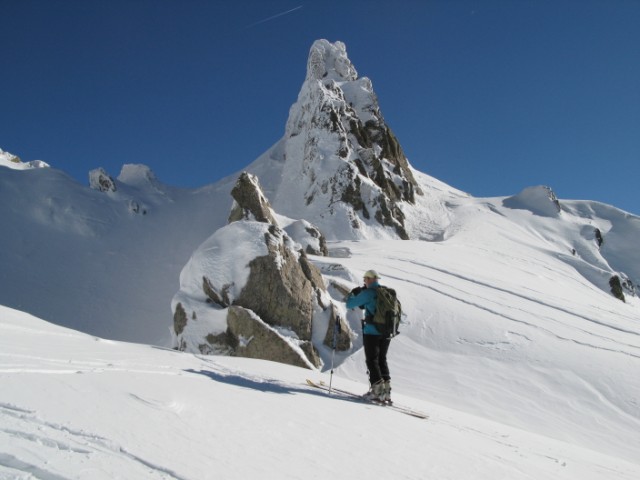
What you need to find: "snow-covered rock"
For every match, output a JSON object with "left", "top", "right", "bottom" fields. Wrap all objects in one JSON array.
[
  {"left": 283, "top": 219, "right": 328, "bottom": 256},
  {"left": 117, "top": 163, "right": 159, "bottom": 187},
  {"left": 172, "top": 173, "right": 354, "bottom": 368},
  {"left": 89, "top": 167, "right": 117, "bottom": 192},
  {"left": 172, "top": 219, "right": 329, "bottom": 367}
]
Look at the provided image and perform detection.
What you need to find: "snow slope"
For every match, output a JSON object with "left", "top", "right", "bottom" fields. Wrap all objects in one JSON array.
[
  {"left": 0, "top": 165, "right": 237, "bottom": 345},
  {"left": 2, "top": 306, "right": 638, "bottom": 480}
]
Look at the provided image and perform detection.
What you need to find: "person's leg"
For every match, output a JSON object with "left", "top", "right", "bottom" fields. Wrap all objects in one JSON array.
[
  {"left": 378, "top": 337, "right": 391, "bottom": 381},
  {"left": 363, "top": 334, "right": 382, "bottom": 385}
]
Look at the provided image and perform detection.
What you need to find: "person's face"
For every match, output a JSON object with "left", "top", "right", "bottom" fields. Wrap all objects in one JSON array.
[{"left": 363, "top": 276, "right": 376, "bottom": 287}]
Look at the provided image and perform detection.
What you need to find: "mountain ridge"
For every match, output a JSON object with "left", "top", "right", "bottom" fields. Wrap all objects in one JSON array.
[{"left": 1, "top": 40, "right": 638, "bottom": 343}]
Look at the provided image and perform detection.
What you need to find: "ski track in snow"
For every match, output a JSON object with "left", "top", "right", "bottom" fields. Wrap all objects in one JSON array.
[
  {"left": 384, "top": 257, "right": 640, "bottom": 359},
  {"left": 0, "top": 351, "right": 189, "bottom": 376},
  {"left": 0, "top": 453, "right": 71, "bottom": 480},
  {"left": 0, "top": 393, "right": 190, "bottom": 480}
]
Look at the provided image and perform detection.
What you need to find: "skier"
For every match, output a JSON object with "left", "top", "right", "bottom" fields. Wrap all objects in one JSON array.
[{"left": 346, "top": 269, "right": 391, "bottom": 402}]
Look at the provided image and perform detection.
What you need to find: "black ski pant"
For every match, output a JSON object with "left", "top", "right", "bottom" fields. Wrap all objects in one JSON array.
[{"left": 363, "top": 334, "right": 391, "bottom": 385}]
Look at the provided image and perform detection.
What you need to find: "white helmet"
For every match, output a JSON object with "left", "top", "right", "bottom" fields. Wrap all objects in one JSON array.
[{"left": 363, "top": 270, "right": 381, "bottom": 279}]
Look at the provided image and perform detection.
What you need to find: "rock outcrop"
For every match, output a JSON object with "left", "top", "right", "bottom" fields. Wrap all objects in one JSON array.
[
  {"left": 172, "top": 172, "right": 353, "bottom": 368},
  {"left": 228, "top": 172, "right": 278, "bottom": 225},
  {"left": 225, "top": 305, "right": 318, "bottom": 369}
]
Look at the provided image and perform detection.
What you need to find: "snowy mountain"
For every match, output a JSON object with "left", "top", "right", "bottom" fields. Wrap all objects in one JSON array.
[
  {"left": 2, "top": 39, "right": 640, "bottom": 476},
  {"left": 0, "top": 162, "right": 237, "bottom": 344}
]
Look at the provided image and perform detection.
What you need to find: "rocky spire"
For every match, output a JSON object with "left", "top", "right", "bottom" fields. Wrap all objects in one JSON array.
[{"left": 251, "top": 39, "right": 423, "bottom": 240}]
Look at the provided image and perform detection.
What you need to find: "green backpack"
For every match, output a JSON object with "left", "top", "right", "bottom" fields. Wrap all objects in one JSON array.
[{"left": 372, "top": 286, "right": 402, "bottom": 338}]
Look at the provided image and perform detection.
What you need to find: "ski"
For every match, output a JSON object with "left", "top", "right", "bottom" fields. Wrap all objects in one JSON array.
[{"left": 306, "top": 379, "right": 428, "bottom": 420}]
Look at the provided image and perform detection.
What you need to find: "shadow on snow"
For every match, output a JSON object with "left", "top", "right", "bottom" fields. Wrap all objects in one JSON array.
[{"left": 185, "top": 368, "right": 362, "bottom": 404}]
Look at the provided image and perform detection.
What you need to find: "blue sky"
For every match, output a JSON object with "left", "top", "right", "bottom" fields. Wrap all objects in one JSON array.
[{"left": 2, "top": 0, "right": 639, "bottom": 214}]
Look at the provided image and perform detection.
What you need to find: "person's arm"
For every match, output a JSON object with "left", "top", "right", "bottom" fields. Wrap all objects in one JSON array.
[{"left": 346, "top": 286, "right": 369, "bottom": 309}]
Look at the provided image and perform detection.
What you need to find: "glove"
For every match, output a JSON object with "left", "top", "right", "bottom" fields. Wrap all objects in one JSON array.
[{"left": 350, "top": 286, "right": 364, "bottom": 296}]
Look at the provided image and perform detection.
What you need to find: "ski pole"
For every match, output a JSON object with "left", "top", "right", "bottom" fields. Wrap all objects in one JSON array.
[{"left": 328, "top": 315, "right": 341, "bottom": 395}]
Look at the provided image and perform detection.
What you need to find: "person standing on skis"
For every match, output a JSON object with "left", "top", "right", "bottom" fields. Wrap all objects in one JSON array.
[{"left": 346, "top": 269, "right": 391, "bottom": 402}]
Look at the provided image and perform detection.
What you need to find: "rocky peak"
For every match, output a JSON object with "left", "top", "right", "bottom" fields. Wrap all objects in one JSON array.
[
  {"left": 254, "top": 39, "right": 423, "bottom": 240},
  {"left": 306, "top": 40, "right": 358, "bottom": 82}
]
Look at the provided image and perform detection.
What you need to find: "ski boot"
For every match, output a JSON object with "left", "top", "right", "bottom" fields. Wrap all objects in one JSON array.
[
  {"left": 362, "top": 380, "right": 385, "bottom": 402},
  {"left": 381, "top": 379, "right": 392, "bottom": 404}
]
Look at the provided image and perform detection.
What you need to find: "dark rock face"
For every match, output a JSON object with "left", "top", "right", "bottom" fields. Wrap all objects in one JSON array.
[
  {"left": 202, "top": 276, "right": 231, "bottom": 308},
  {"left": 235, "top": 226, "right": 316, "bottom": 341},
  {"left": 348, "top": 119, "right": 421, "bottom": 204},
  {"left": 173, "top": 302, "right": 188, "bottom": 335},
  {"left": 610, "top": 275, "right": 626, "bottom": 302},
  {"left": 595, "top": 228, "right": 604, "bottom": 247},
  {"left": 223, "top": 305, "right": 317, "bottom": 369},
  {"left": 323, "top": 303, "right": 351, "bottom": 351}
]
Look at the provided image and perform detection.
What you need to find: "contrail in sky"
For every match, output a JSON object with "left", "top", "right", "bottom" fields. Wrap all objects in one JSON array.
[{"left": 243, "top": 5, "right": 303, "bottom": 29}]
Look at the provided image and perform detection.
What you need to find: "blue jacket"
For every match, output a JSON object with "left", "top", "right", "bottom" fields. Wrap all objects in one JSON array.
[{"left": 346, "top": 281, "right": 381, "bottom": 335}]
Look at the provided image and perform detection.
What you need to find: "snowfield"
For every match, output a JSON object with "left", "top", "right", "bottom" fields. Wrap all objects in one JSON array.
[{"left": 1, "top": 305, "right": 639, "bottom": 480}]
